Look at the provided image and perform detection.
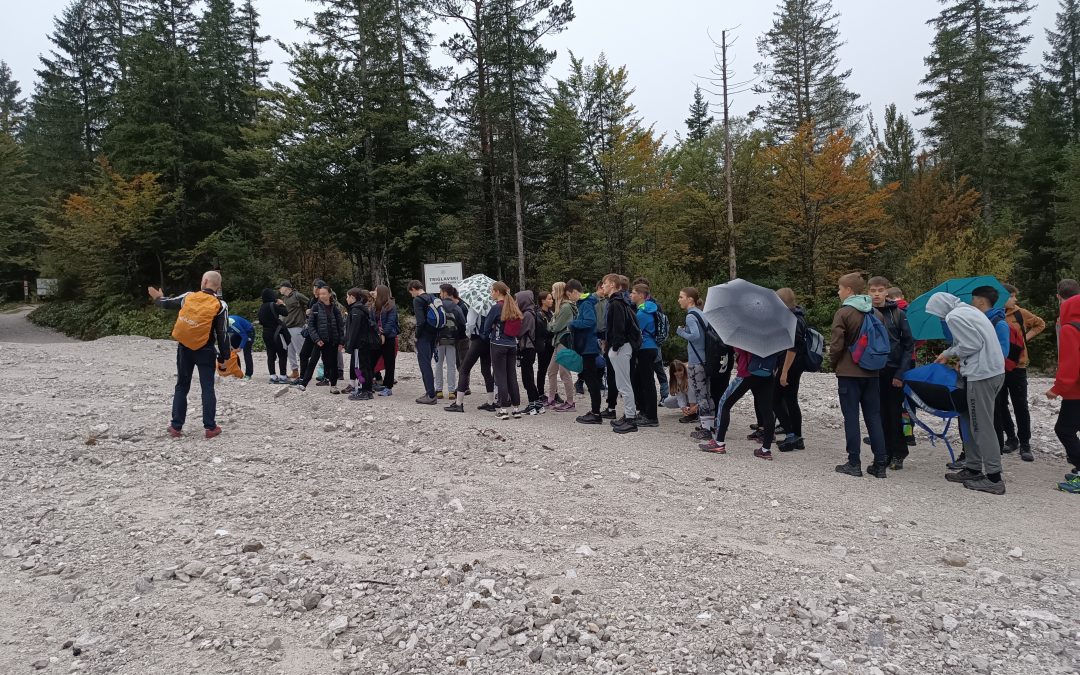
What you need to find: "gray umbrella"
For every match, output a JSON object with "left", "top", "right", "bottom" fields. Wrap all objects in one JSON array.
[{"left": 702, "top": 279, "right": 796, "bottom": 356}]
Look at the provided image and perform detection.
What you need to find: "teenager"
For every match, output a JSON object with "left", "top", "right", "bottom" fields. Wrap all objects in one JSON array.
[
  {"left": 700, "top": 346, "right": 780, "bottom": 460},
  {"left": 408, "top": 280, "right": 439, "bottom": 404},
  {"left": 928, "top": 292, "right": 1007, "bottom": 495},
  {"left": 630, "top": 283, "right": 658, "bottom": 428},
  {"left": 296, "top": 286, "right": 346, "bottom": 393},
  {"left": 546, "top": 282, "right": 577, "bottom": 411},
  {"left": 514, "top": 290, "right": 546, "bottom": 415},
  {"left": 444, "top": 294, "right": 497, "bottom": 413},
  {"left": 632, "top": 277, "right": 669, "bottom": 403},
  {"left": 257, "top": 288, "right": 290, "bottom": 383},
  {"left": 278, "top": 281, "right": 308, "bottom": 379},
  {"left": 569, "top": 280, "right": 605, "bottom": 424},
  {"left": 1049, "top": 280, "right": 1080, "bottom": 493},
  {"left": 869, "top": 276, "right": 915, "bottom": 469},
  {"left": 774, "top": 288, "right": 807, "bottom": 452},
  {"left": 435, "top": 284, "right": 466, "bottom": 400},
  {"left": 534, "top": 291, "right": 555, "bottom": 410},
  {"left": 602, "top": 275, "right": 641, "bottom": 433},
  {"left": 676, "top": 287, "right": 715, "bottom": 440},
  {"left": 372, "top": 285, "right": 398, "bottom": 397},
  {"left": 831, "top": 273, "right": 889, "bottom": 479},
  {"left": 297, "top": 280, "right": 325, "bottom": 383},
  {"left": 345, "top": 288, "right": 378, "bottom": 400},
  {"left": 485, "top": 282, "right": 524, "bottom": 420},
  {"left": 1000, "top": 283, "right": 1046, "bottom": 462}
]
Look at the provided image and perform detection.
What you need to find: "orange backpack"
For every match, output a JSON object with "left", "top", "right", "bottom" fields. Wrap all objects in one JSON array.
[{"left": 172, "top": 292, "right": 221, "bottom": 350}]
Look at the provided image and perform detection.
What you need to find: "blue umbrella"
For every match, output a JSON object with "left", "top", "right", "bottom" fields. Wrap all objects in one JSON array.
[{"left": 907, "top": 276, "right": 1009, "bottom": 340}]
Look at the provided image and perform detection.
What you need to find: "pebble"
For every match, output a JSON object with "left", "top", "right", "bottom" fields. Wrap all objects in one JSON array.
[
  {"left": 328, "top": 615, "right": 348, "bottom": 635},
  {"left": 256, "top": 636, "right": 282, "bottom": 651},
  {"left": 943, "top": 552, "right": 968, "bottom": 567},
  {"left": 241, "top": 541, "right": 264, "bottom": 553},
  {"left": 575, "top": 545, "right": 594, "bottom": 557},
  {"left": 2, "top": 544, "right": 19, "bottom": 558},
  {"left": 134, "top": 577, "right": 152, "bottom": 594},
  {"left": 1008, "top": 547, "right": 1024, "bottom": 559},
  {"left": 628, "top": 472, "right": 642, "bottom": 483},
  {"left": 447, "top": 498, "right": 464, "bottom": 513}
]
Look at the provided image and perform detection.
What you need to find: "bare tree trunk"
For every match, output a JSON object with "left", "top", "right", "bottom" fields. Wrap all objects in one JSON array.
[{"left": 722, "top": 30, "right": 737, "bottom": 281}]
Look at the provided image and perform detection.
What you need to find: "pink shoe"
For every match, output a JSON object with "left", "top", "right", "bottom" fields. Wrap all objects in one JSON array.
[{"left": 555, "top": 401, "right": 576, "bottom": 412}]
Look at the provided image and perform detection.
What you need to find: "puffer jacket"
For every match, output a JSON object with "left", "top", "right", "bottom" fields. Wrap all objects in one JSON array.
[{"left": 307, "top": 301, "right": 345, "bottom": 345}]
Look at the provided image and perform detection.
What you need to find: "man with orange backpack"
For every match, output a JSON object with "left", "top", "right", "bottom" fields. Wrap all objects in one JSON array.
[{"left": 149, "top": 270, "right": 231, "bottom": 439}]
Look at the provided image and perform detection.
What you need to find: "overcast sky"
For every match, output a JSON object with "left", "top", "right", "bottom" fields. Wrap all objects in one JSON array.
[{"left": 0, "top": 0, "right": 1061, "bottom": 139}]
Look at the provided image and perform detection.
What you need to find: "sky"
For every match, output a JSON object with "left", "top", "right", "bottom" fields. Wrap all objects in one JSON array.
[{"left": 0, "top": 0, "right": 1061, "bottom": 139}]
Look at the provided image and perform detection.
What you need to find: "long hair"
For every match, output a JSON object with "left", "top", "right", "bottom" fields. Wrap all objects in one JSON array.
[
  {"left": 551, "top": 281, "right": 567, "bottom": 315},
  {"left": 374, "top": 285, "right": 394, "bottom": 313},
  {"left": 493, "top": 281, "right": 523, "bottom": 321},
  {"left": 668, "top": 359, "right": 689, "bottom": 395}
]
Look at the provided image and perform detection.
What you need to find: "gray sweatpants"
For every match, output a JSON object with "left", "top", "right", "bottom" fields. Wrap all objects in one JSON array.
[
  {"left": 962, "top": 374, "right": 1005, "bottom": 475},
  {"left": 435, "top": 344, "right": 457, "bottom": 394},
  {"left": 608, "top": 344, "right": 636, "bottom": 419},
  {"left": 287, "top": 327, "right": 304, "bottom": 372}
]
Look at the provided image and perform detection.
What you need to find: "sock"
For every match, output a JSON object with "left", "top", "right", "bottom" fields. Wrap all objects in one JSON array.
[{"left": 986, "top": 472, "right": 1002, "bottom": 483}]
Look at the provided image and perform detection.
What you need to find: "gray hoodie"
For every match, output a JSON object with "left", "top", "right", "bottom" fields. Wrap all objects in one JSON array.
[
  {"left": 515, "top": 291, "right": 536, "bottom": 350},
  {"left": 925, "top": 292, "right": 1005, "bottom": 382}
]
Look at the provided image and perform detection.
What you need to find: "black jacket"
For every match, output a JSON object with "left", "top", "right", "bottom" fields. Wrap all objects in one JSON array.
[
  {"left": 880, "top": 301, "right": 915, "bottom": 376},
  {"left": 346, "top": 301, "right": 379, "bottom": 351},
  {"left": 257, "top": 289, "right": 288, "bottom": 334},
  {"left": 412, "top": 293, "right": 439, "bottom": 341},
  {"left": 605, "top": 291, "right": 641, "bottom": 352},
  {"left": 307, "top": 301, "right": 345, "bottom": 345}
]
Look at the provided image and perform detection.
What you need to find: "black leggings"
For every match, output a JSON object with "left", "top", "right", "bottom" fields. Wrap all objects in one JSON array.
[
  {"left": 263, "top": 328, "right": 287, "bottom": 376},
  {"left": 374, "top": 338, "right": 397, "bottom": 388},
  {"left": 581, "top": 354, "right": 603, "bottom": 414},
  {"left": 456, "top": 337, "right": 494, "bottom": 394},
  {"left": 350, "top": 348, "right": 374, "bottom": 391},
  {"left": 302, "top": 342, "right": 340, "bottom": 387},
  {"left": 536, "top": 345, "right": 554, "bottom": 399},
  {"left": 299, "top": 337, "right": 315, "bottom": 380},
  {"left": 519, "top": 348, "right": 538, "bottom": 402},
  {"left": 606, "top": 358, "right": 619, "bottom": 410},
  {"left": 1058, "top": 399, "right": 1080, "bottom": 471},
  {"left": 490, "top": 343, "right": 520, "bottom": 407},
  {"left": 717, "top": 374, "right": 776, "bottom": 449},
  {"left": 773, "top": 369, "right": 803, "bottom": 437},
  {"left": 632, "top": 348, "right": 658, "bottom": 421}
]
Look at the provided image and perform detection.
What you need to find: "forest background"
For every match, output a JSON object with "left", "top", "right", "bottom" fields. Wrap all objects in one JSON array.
[{"left": 1, "top": 0, "right": 1077, "bottom": 368}]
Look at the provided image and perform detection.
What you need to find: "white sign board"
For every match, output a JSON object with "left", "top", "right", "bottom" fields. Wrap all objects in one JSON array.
[
  {"left": 423, "top": 262, "right": 463, "bottom": 294},
  {"left": 36, "top": 278, "right": 58, "bottom": 297}
]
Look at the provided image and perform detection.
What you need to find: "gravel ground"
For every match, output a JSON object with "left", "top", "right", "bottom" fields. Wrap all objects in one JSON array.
[
  {"left": 0, "top": 323, "right": 1077, "bottom": 675},
  {"left": 0, "top": 306, "right": 76, "bottom": 344}
]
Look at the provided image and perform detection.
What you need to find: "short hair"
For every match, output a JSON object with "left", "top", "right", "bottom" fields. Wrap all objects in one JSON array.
[
  {"left": 681, "top": 287, "right": 701, "bottom": 307},
  {"left": 603, "top": 273, "right": 629, "bottom": 290},
  {"left": 867, "top": 276, "right": 891, "bottom": 289},
  {"left": 202, "top": 270, "right": 222, "bottom": 289},
  {"left": 439, "top": 283, "right": 459, "bottom": 299},
  {"left": 776, "top": 287, "right": 796, "bottom": 308},
  {"left": 1002, "top": 282, "right": 1018, "bottom": 296},
  {"left": 632, "top": 283, "right": 650, "bottom": 296},
  {"left": 886, "top": 287, "right": 903, "bottom": 299},
  {"left": 971, "top": 285, "right": 999, "bottom": 306},
  {"left": 1059, "top": 278, "right": 1080, "bottom": 299},
  {"left": 838, "top": 273, "right": 865, "bottom": 295},
  {"left": 632, "top": 277, "right": 651, "bottom": 287},
  {"left": 566, "top": 279, "right": 583, "bottom": 293},
  {"left": 407, "top": 280, "right": 424, "bottom": 292}
]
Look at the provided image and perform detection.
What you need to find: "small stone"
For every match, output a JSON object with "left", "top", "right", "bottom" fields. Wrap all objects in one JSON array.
[
  {"left": 90, "top": 423, "right": 110, "bottom": 437},
  {"left": 247, "top": 593, "right": 268, "bottom": 606},
  {"left": 628, "top": 472, "right": 642, "bottom": 483},
  {"left": 1008, "top": 547, "right": 1024, "bottom": 559},
  {"left": 942, "top": 614, "right": 959, "bottom": 633},
  {"left": 302, "top": 592, "right": 322, "bottom": 611},
  {"left": 447, "top": 499, "right": 464, "bottom": 513},
  {"left": 273, "top": 387, "right": 289, "bottom": 399},
  {"left": 134, "top": 577, "right": 152, "bottom": 594},
  {"left": 943, "top": 552, "right": 968, "bottom": 567},
  {"left": 2, "top": 544, "right": 19, "bottom": 558},
  {"left": 971, "top": 655, "right": 991, "bottom": 674},
  {"left": 32, "top": 659, "right": 49, "bottom": 670},
  {"left": 327, "top": 615, "right": 348, "bottom": 635},
  {"left": 829, "top": 544, "right": 847, "bottom": 558},
  {"left": 323, "top": 422, "right": 336, "bottom": 432},
  {"left": 241, "top": 541, "right": 264, "bottom": 553},
  {"left": 181, "top": 561, "right": 206, "bottom": 577},
  {"left": 257, "top": 637, "right": 282, "bottom": 651},
  {"left": 575, "top": 545, "right": 594, "bottom": 557}
]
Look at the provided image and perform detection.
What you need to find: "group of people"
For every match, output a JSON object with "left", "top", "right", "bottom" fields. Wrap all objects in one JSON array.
[{"left": 151, "top": 269, "right": 1080, "bottom": 495}]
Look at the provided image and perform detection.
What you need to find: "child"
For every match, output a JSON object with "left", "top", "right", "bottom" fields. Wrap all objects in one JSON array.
[
  {"left": 662, "top": 359, "right": 696, "bottom": 411},
  {"left": 296, "top": 286, "right": 345, "bottom": 393},
  {"left": 435, "top": 284, "right": 466, "bottom": 400},
  {"left": 345, "top": 288, "right": 378, "bottom": 400},
  {"left": 927, "top": 292, "right": 1006, "bottom": 495},
  {"left": 677, "top": 287, "right": 716, "bottom": 440},
  {"left": 257, "top": 288, "right": 290, "bottom": 383},
  {"left": 774, "top": 288, "right": 808, "bottom": 452},
  {"left": 546, "top": 282, "right": 576, "bottom": 411},
  {"left": 372, "top": 285, "right": 399, "bottom": 396},
  {"left": 885, "top": 287, "right": 908, "bottom": 310},
  {"left": 831, "top": 273, "right": 889, "bottom": 479},
  {"left": 887, "top": 286, "right": 918, "bottom": 447},
  {"left": 1049, "top": 280, "right": 1080, "bottom": 493},
  {"left": 969, "top": 286, "right": 1019, "bottom": 463},
  {"left": 515, "top": 290, "right": 543, "bottom": 415},
  {"left": 484, "top": 281, "right": 524, "bottom": 420},
  {"left": 631, "top": 283, "right": 659, "bottom": 428},
  {"left": 700, "top": 346, "right": 779, "bottom": 460},
  {"left": 603, "top": 274, "right": 641, "bottom": 433},
  {"left": 569, "top": 280, "right": 605, "bottom": 424},
  {"left": 868, "top": 276, "right": 915, "bottom": 469},
  {"left": 1000, "top": 283, "right": 1046, "bottom": 461}
]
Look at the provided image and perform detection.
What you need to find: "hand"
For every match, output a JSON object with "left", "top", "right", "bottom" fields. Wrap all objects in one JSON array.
[
  {"left": 147, "top": 286, "right": 163, "bottom": 301},
  {"left": 934, "top": 353, "right": 949, "bottom": 365},
  {"left": 276, "top": 299, "right": 284, "bottom": 305},
  {"left": 318, "top": 340, "right": 325, "bottom": 347},
  {"left": 1046, "top": 388, "right": 1060, "bottom": 400},
  {"left": 780, "top": 373, "right": 788, "bottom": 387},
  {"left": 892, "top": 378, "right": 903, "bottom": 388}
]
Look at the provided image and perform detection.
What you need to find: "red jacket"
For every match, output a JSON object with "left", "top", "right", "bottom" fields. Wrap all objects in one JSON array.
[{"left": 1053, "top": 295, "right": 1080, "bottom": 399}]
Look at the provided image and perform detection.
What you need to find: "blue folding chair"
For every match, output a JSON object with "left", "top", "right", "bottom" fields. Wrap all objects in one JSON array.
[{"left": 902, "top": 364, "right": 970, "bottom": 462}]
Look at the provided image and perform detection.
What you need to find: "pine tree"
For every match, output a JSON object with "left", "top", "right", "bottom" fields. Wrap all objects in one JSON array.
[
  {"left": 236, "top": 0, "right": 270, "bottom": 122},
  {"left": 754, "top": 0, "right": 864, "bottom": 142},
  {"left": 916, "top": 0, "right": 1034, "bottom": 221},
  {"left": 0, "top": 134, "right": 38, "bottom": 292},
  {"left": 876, "top": 103, "right": 917, "bottom": 186},
  {"left": 0, "top": 62, "right": 26, "bottom": 137},
  {"left": 684, "top": 85, "right": 713, "bottom": 143},
  {"left": 1045, "top": 0, "right": 1080, "bottom": 137}
]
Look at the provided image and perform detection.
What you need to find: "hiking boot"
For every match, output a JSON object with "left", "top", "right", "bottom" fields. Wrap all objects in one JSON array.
[
  {"left": 835, "top": 462, "right": 863, "bottom": 477},
  {"left": 1058, "top": 477, "right": 1080, "bottom": 494},
  {"left": 358, "top": 391, "right": 373, "bottom": 400},
  {"left": 477, "top": 402, "right": 497, "bottom": 412},
  {"left": 609, "top": 416, "right": 626, "bottom": 427},
  {"left": 946, "top": 468, "right": 984, "bottom": 483},
  {"left": 778, "top": 436, "right": 804, "bottom": 452},
  {"left": 205, "top": 426, "right": 222, "bottom": 439},
  {"left": 679, "top": 412, "right": 699, "bottom": 424},
  {"left": 1002, "top": 438, "right": 1019, "bottom": 454},
  {"left": 690, "top": 428, "right": 713, "bottom": 441},
  {"left": 866, "top": 462, "right": 888, "bottom": 479},
  {"left": 348, "top": 391, "right": 364, "bottom": 401},
  {"left": 890, "top": 458, "right": 905, "bottom": 470},
  {"left": 600, "top": 408, "right": 617, "bottom": 420},
  {"left": 415, "top": 395, "right": 437, "bottom": 405},
  {"left": 754, "top": 447, "right": 774, "bottom": 461},
  {"left": 449, "top": 392, "right": 457, "bottom": 400},
  {"left": 444, "top": 402, "right": 464, "bottom": 412},
  {"left": 166, "top": 426, "right": 182, "bottom": 438},
  {"left": 1019, "top": 444, "right": 1034, "bottom": 462},
  {"left": 699, "top": 440, "right": 726, "bottom": 453},
  {"left": 613, "top": 419, "right": 638, "bottom": 434},
  {"left": 576, "top": 412, "right": 603, "bottom": 425},
  {"left": 378, "top": 387, "right": 393, "bottom": 396},
  {"left": 636, "top": 417, "right": 659, "bottom": 428},
  {"left": 964, "top": 477, "right": 1006, "bottom": 495}
]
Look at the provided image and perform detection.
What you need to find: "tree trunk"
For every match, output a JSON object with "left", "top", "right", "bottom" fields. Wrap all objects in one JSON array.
[{"left": 722, "top": 30, "right": 737, "bottom": 280}]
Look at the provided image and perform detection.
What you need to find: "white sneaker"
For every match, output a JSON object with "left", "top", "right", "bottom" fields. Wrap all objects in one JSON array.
[
  {"left": 292, "top": 384, "right": 306, "bottom": 391},
  {"left": 269, "top": 375, "right": 280, "bottom": 384}
]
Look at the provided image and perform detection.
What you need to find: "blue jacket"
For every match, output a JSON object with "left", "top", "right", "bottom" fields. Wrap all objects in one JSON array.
[
  {"left": 636, "top": 300, "right": 658, "bottom": 351},
  {"left": 677, "top": 307, "right": 707, "bottom": 365},
  {"left": 228, "top": 315, "right": 255, "bottom": 350},
  {"left": 569, "top": 294, "right": 600, "bottom": 356},
  {"left": 376, "top": 303, "right": 400, "bottom": 339},
  {"left": 482, "top": 302, "right": 518, "bottom": 348},
  {"left": 985, "top": 307, "right": 1011, "bottom": 358}
]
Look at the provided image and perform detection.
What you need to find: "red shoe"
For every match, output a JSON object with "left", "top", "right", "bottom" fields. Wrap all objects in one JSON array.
[
  {"left": 205, "top": 426, "right": 222, "bottom": 439},
  {"left": 698, "top": 440, "right": 726, "bottom": 453},
  {"left": 754, "top": 447, "right": 774, "bottom": 461},
  {"left": 166, "top": 426, "right": 182, "bottom": 438}
]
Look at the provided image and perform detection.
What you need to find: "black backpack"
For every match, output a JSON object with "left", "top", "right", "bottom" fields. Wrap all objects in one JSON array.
[
  {"left": 690, "top": 312, "right": 731, "bottom": 378},
  {"left": 534, "top": 307, "right": 551, "bottom": 349}
]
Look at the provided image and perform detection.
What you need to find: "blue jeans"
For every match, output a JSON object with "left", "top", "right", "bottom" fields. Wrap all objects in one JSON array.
[
  {"left": 837, "top": 376, "right": 886, "bottom": 465},
  {"left": 172, "top": 346, "right": 217, "bottom": 431},
  {"left": 416, "top": 336, "right": 436, "bottom": 398}
]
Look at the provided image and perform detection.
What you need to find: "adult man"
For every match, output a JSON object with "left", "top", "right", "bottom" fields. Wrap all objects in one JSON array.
[
  {"left": 149, "top": 271, "right": 230, "bottom": 439},
  {"left": 1048, "top": 279, "right": 1080, "bottom": 493},
  {"left": 928, "top": 292, "right": 1007, "bottom": 495},
  {"left": 279, "top": 280, "right": 309, "bottom": 379}
]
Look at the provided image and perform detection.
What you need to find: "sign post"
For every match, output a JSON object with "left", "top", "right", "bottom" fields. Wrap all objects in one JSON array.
[{"left": 423, "top": 262, "right": 463, "bottom": 294}]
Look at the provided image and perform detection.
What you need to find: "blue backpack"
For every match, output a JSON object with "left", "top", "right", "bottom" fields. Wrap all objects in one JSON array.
[
  {"left": 422, "top": 294, "right": 447, "bottom": 330},
  {"left": 849, "top": 311, "right": 890, "bottom": 371}
]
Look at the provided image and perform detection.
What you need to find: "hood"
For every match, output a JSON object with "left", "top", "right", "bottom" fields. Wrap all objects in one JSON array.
[
  {"left": 896, "top": 299, "right": 909, "bottom": 310},
  {"left": 261, "top": 288, "right": 277, "bottom": 303},
  {"left": 515, "top": 290, "right": 534, "bottom": 311},
  {"left": 926, "top": 292, "right": 962, "bottom": 318},
  {"left": 842, "top": 294, "right": 873, "bottom": 313},
  {"left": 1061, "top": 294, "right": 1080, "bottom": 325},
  {"left": 638, "top": 299, "right": 657, "bottom": 314},
  {"left": 985, "top": 307, "right": 1006, "bottom": 323},
  {"left": 792, "top": 305, "right": 805, "bottom": 318},
  {"left": 610, "top": 290, "right": 633, "bottom": 306}
]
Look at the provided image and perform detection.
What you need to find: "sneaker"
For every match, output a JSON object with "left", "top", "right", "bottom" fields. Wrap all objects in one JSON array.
[
  {"left": 946, "top": 452, "right": 966, "bottom": 470},
  {"left": 205, "top": 426, "right": 222, "bottom": 439},
  {"left": 600, "top": 408, "right": 617, "bottom": 420},
  {"left": 699, "top": 440, "right": 726, "bottom": 453},
  {"left": 555, "top": 401, "right": 577, "bottom": 413},
  {"left": 1019, "top": 444, "right": 1034, "bottom": 462},
  {"left": 890, "top": 458, "right": 905, "bottom": 470},
  {"left": 1067, "top": 471, "right": 1080, "bottom": 482},
  {"left": 511, "top": 408, "right": 522, "bottom": 419},
  {"left": 609, "top": 416, "right": 626, "bottom": 427},
  {"left": 529, "top": 402, "right": 546, "bottom": 416},
  {"left": 372, "top": 384, "right": 386, "bottom": 393},
  {"left": 497, "top": 409, "right": 510, "bottom": 420},
  {"left": 449, "top": 392, "right": 457, "bottom": 400},
  {"left": 835, "top": 462, "right": 863, "bottom": 477},
  {"left": 292, "top": 384, "right": 306, "bottom": 392},
  {"left": 679, "top": 413, "right": 699, "bottom": 424},
  {"left": 444, "top": 402, "right": 464, "bottom": 412},
  {"left": 166, "top": 426, "right": 182, "bottom": 438},
  {"left": 747, "top": 430, "right": 764, "bottom": 442},
  {"left": 330, "top": 387, "right": 342, "bottom": 395},
  {"left": 778, "top": 436, "right": 804, "bottom": 452},
  {"left": 636, "top": 417, "right": 659, "bottom": 428},
  {"left": 1003, "top": 438, "right": 1019, "bottom": 454},
  {"left": 964, "top": 477, "right": 1006, "bottom": 495},
  {"left": 343, "top": 384, "right": 355, "bottom": 394},
  {"left": 613, "top": 419, "right": 638, "bottom": 434},
  {"left": 946, "top": 468, "right": 984, "bottom": 483},
  {"left": 477, "top": 402, "right": 497, "bottom": 412},
  {"left": 1058, "top": 477, "right": 1080, "bottom": 494},
  {"left": 359, "top": 391, "right": 374, "bottom": 401},
  {"left": 576, "top": 412, "right": 603, "bottom": 425},
  {"left": 348, "top": 391, "right": 364, "bottom": 401},
  {"left": 269, "top": 375, "right": 280, "bottom": 384},
  {"left": 378, "top": 387, "right": 393, "bottom": 397},
  {"left": 316, "top": 379, "right": 330, "bottom": 387},
  {"left": 690, "top": 428, "right": 713, "bottom": 441},
  {"left": 416, "top": 395, "right": 438, "bottom": 405},
  {"left": 513, "top": 405, "right": 531, "bottom": 417},
  {"left": 866, "top": 463, "right": 887, "bottom": 479},
  {"left": 754, "top": 447, "right": 774, "bottom": 461},
  {"left": 436, "top": 392, "right": 444, "bottom": 400}
]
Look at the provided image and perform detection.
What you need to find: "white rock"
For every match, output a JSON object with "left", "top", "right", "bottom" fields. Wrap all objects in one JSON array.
[
  {"left": 628, "top": 472, "right": 642, "bottom": 483},
  {"left": 1008, "top": 547, "right": 1024, "bottom": 559},
  {"left": 447, "top": 498, "right": 464, "bottom": 513},
  {"left": 575, "top": 544, "right": 594, "bottom": 557},
  {"left": 327, "top": 615, "right": 348, "bottom": 635}
]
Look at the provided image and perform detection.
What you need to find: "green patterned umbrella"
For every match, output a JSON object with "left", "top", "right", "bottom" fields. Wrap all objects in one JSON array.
[{"left": 457, "top": 274, "right": 496, "bottom": 316}]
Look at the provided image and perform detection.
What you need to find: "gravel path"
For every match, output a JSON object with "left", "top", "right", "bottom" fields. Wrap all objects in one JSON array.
[
  {"left": 0, "top": 333, "right": 1076, "bottom": 675},
  {"left": 0, "top": 306, "right": 76, "bottom": 344}
]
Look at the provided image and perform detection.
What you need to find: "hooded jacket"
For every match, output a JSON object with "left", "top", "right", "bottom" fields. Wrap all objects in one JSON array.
[
  {"left": 570, "top": 293, "right": 600, "bottom": 356},
  {"left": 1005, "top": 305, "right": 1045, "bottom": 368},
  {"left": 984, "top": 307, "right": 1012, "bottom": 359},
  {"left": 677, "top": 307, "right": 708, "bottom": 366},
  {"left": 550, "top": 298, "right": 577, "bottom": 348},
  {"left": 440, "top": 297, "right": 466, "bottom": 344},
  {"left": 346, "top": 300, "right": 378, "bottom": 351},
  {"left": 605, "top": 290, "right": 641, "bottom": 352},
  {"left": 375, "top": 301, "right": 399, "bottom": 340},
  {"left": 926, "top": 292, "right": 1005, "bottom": 382},
  {"left": 636, "top": 299, "right": 659, "bottom": 351},
  {"left": 281, "top": 289, "right": 309, "bottom": 329},
  {"left": 515, "top": 291, "right": 536, "bottom": 350},
  {"left": 788, "top": 306, "right": 808, "bottom": 370},
  {"left": 877, "top": 300, "right": 915, "bottom": 376},
  {"left": 257, "top": 289, "right": 288, "bottom": 335},
  {"left": 1052, "top": 295, "right": 1080, "bottom": 399},
  {"left": 829, "top": 295, "right": 883, "bottom": 378}
]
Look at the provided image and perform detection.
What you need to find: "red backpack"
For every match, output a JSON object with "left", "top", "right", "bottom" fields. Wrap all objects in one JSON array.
[{"left": 991, "top": 314, "right": 1026, "bottom": 372}]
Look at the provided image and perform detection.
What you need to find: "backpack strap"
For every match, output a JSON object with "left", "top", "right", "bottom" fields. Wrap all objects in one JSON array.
[
  {"left": 1013, "top": 310, "right": 1028, "bottom": 346},
  {"left": 687, "top": 311, "right": 707, "bottom": 364}
]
